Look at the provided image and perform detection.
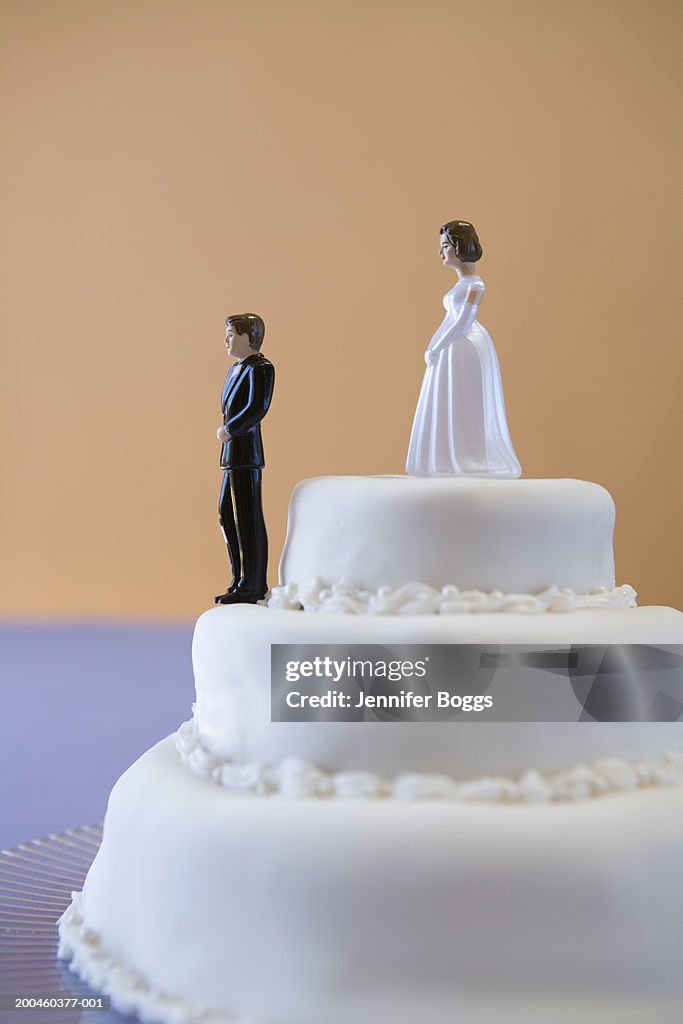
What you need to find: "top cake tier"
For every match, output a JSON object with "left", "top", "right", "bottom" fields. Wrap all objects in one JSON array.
[{"left": 279, "top": 476, "right": 616, "bottom": 595}]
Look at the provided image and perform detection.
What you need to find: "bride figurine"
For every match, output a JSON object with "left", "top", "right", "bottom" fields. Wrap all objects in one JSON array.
[{"left": 406, "top": 220, "right": 521, "bottom": 478}]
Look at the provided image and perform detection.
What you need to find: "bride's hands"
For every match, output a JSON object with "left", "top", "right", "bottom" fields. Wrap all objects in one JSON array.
[{"left": 425, "top": 348, "right": 438, "bottom": 367}]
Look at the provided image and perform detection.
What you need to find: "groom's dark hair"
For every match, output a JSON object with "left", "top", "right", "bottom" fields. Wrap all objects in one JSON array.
[
  {"left": 225, "top": 313, "right": 265, "bottom": 351},
  {"left": 440, "top": 221, "right": 483, "bottom": 263}
]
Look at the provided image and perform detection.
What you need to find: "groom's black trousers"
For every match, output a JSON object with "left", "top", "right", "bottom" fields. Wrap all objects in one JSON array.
[{"left": 218, "top": 468, "right": 268, "bottom": 597}]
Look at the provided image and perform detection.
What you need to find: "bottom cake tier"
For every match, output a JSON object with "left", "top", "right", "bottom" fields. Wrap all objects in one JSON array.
[{"left": 59, "top": 735, "right": 683, "bottom": 1024}]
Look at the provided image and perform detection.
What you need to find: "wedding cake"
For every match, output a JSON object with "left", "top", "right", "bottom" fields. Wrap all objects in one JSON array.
[
  {"left": 57, "top": 473, "right": 683, "bottom": 1024},
  {"left": 58, "top": 222, "right": 683, "bottom": 1023}
]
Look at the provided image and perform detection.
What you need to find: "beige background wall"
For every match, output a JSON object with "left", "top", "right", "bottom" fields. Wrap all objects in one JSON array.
[{"left": 1, "top": 0, "right": 681, "bottom": 620}]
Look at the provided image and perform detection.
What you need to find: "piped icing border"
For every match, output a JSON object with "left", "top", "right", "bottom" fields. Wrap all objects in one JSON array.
[
  {"left": 58, "top": 893, "right": 236, "bottom": 1024},
  {"left": 266, "top": 578, "right": 638, "bottom": 615},
  {"left": 175, "top": 715, "right": 683, "bottom": 804}
]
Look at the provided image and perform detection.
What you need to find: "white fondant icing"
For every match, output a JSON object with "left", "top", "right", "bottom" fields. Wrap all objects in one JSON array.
[
  {"left": 56, "top": 471, "right": 683, "bottom": 1024},
  {"left": 279, "top": 476, "right": 617, "bottom": 595},
  {"left": 175, "top": 714, "right": 683, "bottom": 802},
  {"left": 59, "top": 737, "right": 683, "bottom": 1024},
  {"left": 58, "top": 892, "right": 235, "bottom": 1024},
  {"left": 192, "top": 603, "right": 683, "bottom": 779},
  {"left": 267, "top": 578, "right": 638, "bottom": 614}
]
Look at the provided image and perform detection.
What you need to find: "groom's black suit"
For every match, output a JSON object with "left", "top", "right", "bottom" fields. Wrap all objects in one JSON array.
[{"left": 218, "top": 352, "right": 275, "bottom": 600}]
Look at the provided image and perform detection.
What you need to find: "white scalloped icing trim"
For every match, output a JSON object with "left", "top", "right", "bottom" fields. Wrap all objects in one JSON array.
[
  {"left": 58, "top": 893, "right": 241, "bottom": 1024},
  {"left": 266, "top": 578, "right": 638, "bottom": 615},
  {"left": 175, "top": 715, "right": 683, "bottom": 804}
]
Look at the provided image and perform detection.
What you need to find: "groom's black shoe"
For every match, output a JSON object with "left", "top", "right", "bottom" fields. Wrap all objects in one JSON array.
[
  {"left": 214, "top": 582, "right": 267, "bottom": 605},
  {"left": 214, "top": 580, "right": 240, "bottom": 604}
]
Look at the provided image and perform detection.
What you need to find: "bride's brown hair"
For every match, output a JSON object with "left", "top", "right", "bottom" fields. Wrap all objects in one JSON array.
[{"left": 440, "top": 221, "right": 483, "bottom": 263}]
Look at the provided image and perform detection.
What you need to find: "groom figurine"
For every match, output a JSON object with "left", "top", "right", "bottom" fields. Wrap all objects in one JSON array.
[{"left": 215, "top": 313, "right": 275, "bottom": 605}]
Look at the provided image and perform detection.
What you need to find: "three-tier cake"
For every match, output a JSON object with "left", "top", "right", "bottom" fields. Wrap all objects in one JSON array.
[{"left": 58, "top": 474, "right": 683, "bottom": 1024}]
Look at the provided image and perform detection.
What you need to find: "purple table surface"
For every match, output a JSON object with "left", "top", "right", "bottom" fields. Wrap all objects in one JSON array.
[{"left": 0, "top": 622, "right": 194, "bottom": 851}]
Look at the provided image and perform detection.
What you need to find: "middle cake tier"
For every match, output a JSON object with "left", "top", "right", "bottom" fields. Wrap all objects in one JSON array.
[{"left": 191, "top": 603, "right": 683, "bottom": 781}]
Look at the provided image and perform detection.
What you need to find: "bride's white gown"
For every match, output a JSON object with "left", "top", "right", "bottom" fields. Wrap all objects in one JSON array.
[{"left": 406, "top": 274, "right": 521, "bottom": 477}]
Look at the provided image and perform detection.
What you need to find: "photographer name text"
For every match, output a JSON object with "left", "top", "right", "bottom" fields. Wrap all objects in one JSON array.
[{"left": 285, "top": 689, "right": 493, "bottom": 711}]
